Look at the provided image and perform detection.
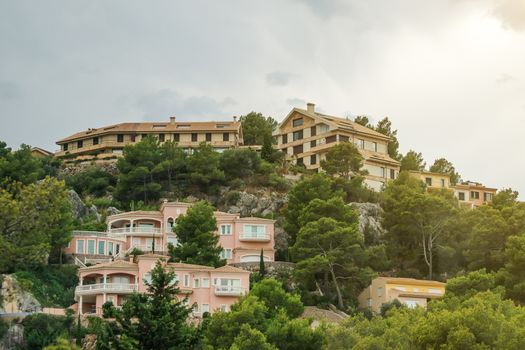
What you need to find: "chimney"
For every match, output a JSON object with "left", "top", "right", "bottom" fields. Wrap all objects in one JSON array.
[
  {"left": 169, "top": 116, "right": 176, "bottom": 124},
  {"left": 233, "top": 116, "right": 237, "bottom": 122},
  {"left": 307, "top": 102, "right": 315, "bottom": 114}
]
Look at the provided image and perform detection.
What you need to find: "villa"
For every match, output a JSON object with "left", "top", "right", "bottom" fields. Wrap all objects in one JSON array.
[{"left": 73, "top": 254, "right": 250, "bottom": 316}]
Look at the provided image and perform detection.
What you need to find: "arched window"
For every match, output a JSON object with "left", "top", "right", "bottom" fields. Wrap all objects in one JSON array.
[{"left": 167, "top": 217, "right": 175, "bottom": 231}]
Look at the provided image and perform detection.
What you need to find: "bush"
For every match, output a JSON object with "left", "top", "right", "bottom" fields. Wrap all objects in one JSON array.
[
  {"left": 22, "top": 314, "right": 72, "bottom": 350},
  {"left": 0, "top": 318, "right": 9, "bottom": 340}
]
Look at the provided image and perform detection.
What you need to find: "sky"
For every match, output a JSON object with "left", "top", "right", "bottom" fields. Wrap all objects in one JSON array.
[{"left": 0, "top": 0, "right": 524, "bottom": 197}]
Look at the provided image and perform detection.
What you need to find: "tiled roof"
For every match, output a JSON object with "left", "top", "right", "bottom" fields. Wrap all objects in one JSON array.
[
  {"left": 57, "top": 120, "right": 241, "bottom": 143},
  {"left": 360, "top": 149, "right": 400, "bottom": 165},
  {"left": 167, "top": 262, "right": 215, "bottom": 271},
  {"left": 213, "top": 265, "right": 250, "bottom": 273}
]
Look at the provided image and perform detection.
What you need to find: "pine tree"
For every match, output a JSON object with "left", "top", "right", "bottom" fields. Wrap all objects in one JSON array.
[{"left": 259, "top": 249, "right": 266, "bottom": 277}]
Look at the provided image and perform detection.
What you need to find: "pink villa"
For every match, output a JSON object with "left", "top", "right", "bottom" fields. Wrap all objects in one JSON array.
[
  {"left": 73, "top": 254, "right": 250, "bottom": 316},
  {"left": 64, "top": 201, "right": 275, "bottom": 315}
]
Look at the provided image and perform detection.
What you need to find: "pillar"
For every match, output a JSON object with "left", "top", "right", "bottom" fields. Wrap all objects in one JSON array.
[{"left": 79, "top": 295, "right": 83, "bottom": 315}]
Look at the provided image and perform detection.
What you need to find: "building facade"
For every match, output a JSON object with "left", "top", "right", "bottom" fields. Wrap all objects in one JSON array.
[
  {"left": 274, "top": 103, "right": 400, "bottom": 191},
  {"left": 358, "top": 277, "right": 445, "bottom": 314},
  {"left": 453, "top": 181, "right": 497, "bottom": 208},
  {"left": 64, "top": 201, "right": 276, "bottom": 265},
  {"left": 73, "top": 254, "right": 250, "bottom": 316},
  {"left": 55, "top": 117, "right": 244, "bottom": 162},
  {"left": 408, "top": 170, "right": 452, "bottom": 191}
]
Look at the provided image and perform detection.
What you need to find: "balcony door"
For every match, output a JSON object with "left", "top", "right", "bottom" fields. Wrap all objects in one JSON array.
[{"left": 113, "top": 276, "right": 130, "bottom": 284}]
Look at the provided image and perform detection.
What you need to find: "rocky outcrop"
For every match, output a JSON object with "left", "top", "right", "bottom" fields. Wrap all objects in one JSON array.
[
  {"left": 0, "top": 275, "right": 41, "bottom": 314},
  {"left": 219, "top": 190, "right": 287, "bottom": 217},
  {"left": 68, "top": 190, "right": 101, "bottom": 222},
  {"left": 349, "top": 202, "right": 385, "bottom": 243},
  {"left": 0, "top": 323, "right": 24, "bottom": 350},
  {"left": 59, "top": 161, "right": 118, "bottom": 177}
]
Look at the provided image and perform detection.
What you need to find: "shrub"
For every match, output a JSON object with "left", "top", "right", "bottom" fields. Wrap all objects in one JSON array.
[{"left": 22, "top": 314, "right": 71, "bottom": 350}]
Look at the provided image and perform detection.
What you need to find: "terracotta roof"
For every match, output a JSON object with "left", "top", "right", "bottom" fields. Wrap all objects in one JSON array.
[
  {"left": 57, "top": 120, "right": 241, "bottom": 143},
  {"left": 360, "top": 149, "right": 400, "bottom": 165},
  {"left": 31, "top": 147, "right": 53, "bottom": 156},
  {"left": 167, "top": 262, "right": 215, "bottom": 271},
  {"left": 213, "top": 265, "right": 250, "bottom": 273}
]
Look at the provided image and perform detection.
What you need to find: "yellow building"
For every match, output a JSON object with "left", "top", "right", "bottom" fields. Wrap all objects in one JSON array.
[
  {"left": 408, "top": 170, "right": 452, "bottom": 191},
  {"left": 358, "top": 277, "right": 446, "bottom": 314},
  {"left": 31, "top": 147, "right": 53, "bottom": 158},
  {"left": 274, "top": 103, "right": 400, "bottom": 191},
  {"left": 55, "top": 117, "right": 244, "bottom": 162}
]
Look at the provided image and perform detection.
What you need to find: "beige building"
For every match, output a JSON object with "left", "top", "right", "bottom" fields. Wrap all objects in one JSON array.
[
  {"left": 358, "top": 277, "right": 446, "bottom": 314},
  {"left": 55, "top": 117, "right": 244, "bottom": 162},
  {"left": 454, "top": 181, "right": 497, "bottom": 208},
  {"left": 274, "top": 103, "right": 400, "bottom": 191},
  {"left": 408, "top": 170, "right": 452, "bottom": 191}
]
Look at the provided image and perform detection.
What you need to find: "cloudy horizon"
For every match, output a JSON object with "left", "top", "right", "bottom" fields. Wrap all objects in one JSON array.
[{"left": 1, "top": 0, "right": 524, "bottom": 197}]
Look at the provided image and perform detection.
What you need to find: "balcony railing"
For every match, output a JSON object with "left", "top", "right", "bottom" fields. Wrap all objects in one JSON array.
[
  {"left": 214, "top": 286, "right": 246, "bottom": 296},
  {"left": 72, "top": 230, "right": 125, "bottom": 241},
  {"left": 75, "top": 283, "right": 138, "bottom": 295},
  {"left": 239, "top": 232, "right": 271, "bottom": 242},
  {"left": 109, "top": 227, "right": 162, "bottom": 235}
]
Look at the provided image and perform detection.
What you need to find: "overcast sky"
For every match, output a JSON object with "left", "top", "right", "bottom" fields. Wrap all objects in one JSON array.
[{"left": 1, "top": 0, "right": 524, "bottom": 197}]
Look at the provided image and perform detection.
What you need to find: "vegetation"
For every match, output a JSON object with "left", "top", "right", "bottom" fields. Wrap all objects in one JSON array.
[
  {"left": 21, "top": 312, "right": 76, "bottom": 350},
  {"left": 239, "top": 112, "right": 278, "bottom": 146},
  {"left": 429, "top": 157, "right": 461, "bottom": 185},
  {"left": 399, "top": 150, "right": 426, "bottom": 171},
  {"left": 353, "top": 116, "right": 401, "bottom": 160},
  {"left": 320, "top": 142, "right": 363, "bottom": 180},
  {"left": 65, "top": 166, "right": 116, "bottom": 197}
]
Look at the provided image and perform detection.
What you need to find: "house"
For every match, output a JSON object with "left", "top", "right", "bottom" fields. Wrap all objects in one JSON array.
[
  {"left": 55, "top": 116, "right": 244, "bottom": 162},
  {"left": 358, "top": 277, "right": 446, "bottom": 313},
  {"left": 453, "top": 181, "right": 497, "bottom": 208},
  {"left": 73, "top": 254, "right": 250, "bottom": 316},
  {"left": 64, "top": 201, "right": 275, "bottom": 265},
  {"left": 274, "top": 103, "right": 400, "bottom": 191},
  {"left": 31, "top": 146, "right": 53, "bottom": 158},
  {"left": 408, "top": 170, "right": 452, "bottom": 191}
]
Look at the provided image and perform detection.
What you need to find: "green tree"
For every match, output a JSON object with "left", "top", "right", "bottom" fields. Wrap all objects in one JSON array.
[
  {"left": 259, "top": 249, "right": 266, "bottom": 278},
  {"left": 155, "top": 140, "right": 187, "bottom": 196},
  {"left": 43, "top": 338, "right": 80, "bottom": 350},
  {"left": 230, "top": 325, "right": 277, "bottom": 350},
  {"left": 249, "top": 279, "right": 304, "bottom": 318},
  {"left": 429, "top": 157, "right": 461, "bottom": 185},
  {"left": 320, "top": 142, "right": 364, "bottom": 180},
  {"left": 497, "top": 235, "right": 525, "bottom": 304},
  {"left": 65, "top": 166, "right": 116, "bottom": 198},
  {"left": 220, "top": 148, "right": 261, "bottom": 181},
  {"left": 399, "top": 150, "right": 426, "bottom": 171},
  {"left": 374, "top": 117, "right": 401, "bottom": 160},
  {"left": 239, "top": 112, "right": 278, "bottom": 146},
  {"left": 105, "top": 260, "right": 199, "bottom": 350},
  {"left": 0, "top": 142, "right": 44, "bottom": 187},
  {"left": 168, "top": 201, "right": 224, "bottom": 267},
  {"left": 187, "top": 143, "right": 225, "bottom": 194},
  {"left": 353, "top": 116, "right": 371, "bottom": 127}
]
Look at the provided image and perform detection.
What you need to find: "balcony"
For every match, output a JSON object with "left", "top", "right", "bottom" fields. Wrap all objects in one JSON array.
[
  {"left": 75, "top": 283, "right": 138, "bottom": 296},
  {"left": 109, "top": 227, "right": 162, "bottom": 236},
  {"left": 214, "top": 286, "right": 246, "bottom": 296},
  {"left": 239, "top": 232, "right": 271, "bottom": 242}
]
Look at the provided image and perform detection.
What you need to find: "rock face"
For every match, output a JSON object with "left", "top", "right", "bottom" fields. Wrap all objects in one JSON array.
[
  {"left": 219, "top": 190, "right": 288, "bottom": 217},
  {"left": 68, "top": 190, "right": 101, "bottom": 222},
  {"left": 349, "top": 202, "right": 385, "bottom": 242},
  {"left": 0, "top": 275, "right": 41, "bottom": 314},
  {"left": 0, "top": 323, "right": 24, "bottom": 350}
]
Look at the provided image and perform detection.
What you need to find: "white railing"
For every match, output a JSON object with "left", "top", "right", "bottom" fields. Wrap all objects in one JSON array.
[
  {"left": 76, "top": 283, "right": 138, "bottom": 295},
  {"left": 72, "top": 230, "right": 125, "bottom": 241},
  {"left": 214, "top": 286, "right": 246, "bottom": 296},
  {"left": 109, "top": 227, "right": 162, "bottom": 235},
  {"left": 239, "top": 232, "right": 271, "bottom": 241},
  {"left": 126, "top": 245, "right": 158, "bottom": 253}
]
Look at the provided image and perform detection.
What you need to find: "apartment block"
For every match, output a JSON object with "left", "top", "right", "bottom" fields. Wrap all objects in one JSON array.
[
  {"left": 274, "top": 103, "right": 400, "bottom": 191},
  {"left": 358, "top": 277, "right": 446, "bottom": 314},
  {"left": 454, "top": 181, "right": 497, "bottom": 208},
  {"left": 73, "top": 254, "right": 250, "bottom": 316},
  {"left": 408, "top": 170, "right": 452, "bottom": 191},
  {"left": 64, "top": 201, "right": 275, "bottom": 265},
  {"left": 55, "top": 117, "right": 243, "bottom": 162}
]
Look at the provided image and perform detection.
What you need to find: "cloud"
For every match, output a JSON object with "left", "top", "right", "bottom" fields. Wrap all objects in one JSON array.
[
  {"left": 0, "top": 81, "right": 20, "bottom": 100},
  {"left": 496, "top": 73, "right": 516, "bottom": 84},
  {"left": 492, "top": 0, "right": 525, "bottom": 31},
  {"left": 285, "top": 98, "right": 307, "bottom": 107},
  {"left": 266, "top": 71, "right": 294, "bottom": 86}
]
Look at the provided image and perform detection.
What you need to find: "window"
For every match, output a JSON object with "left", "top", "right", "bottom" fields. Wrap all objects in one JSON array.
[
  {"left": 193, "top": 278, "right": 200, "bottom": 288},
  {"left": 428, "top": 288, "right": 442, "bottom": 294},
  {"left": 471, "top": 191, "right": 480, "bottom": 200},
  {"left": 310, "top": 140, "right": 316, "bottom": 148},
  {"left": 93, "top": 137, "right": 99, "bottom": 145},
  {"left": 202, "top": 304, "right": 210, "bottom": 313},
  {"left": 367, "top": 298, "right": 372, "bottom": 307},
  {"left": 173, "top": 133, "right": 180, "bottom": 142},
  {"left": 297, "top": 157, "right": 304, "bottom": 166},
  {"left": 458, "top": 192, "right": 466, "bottom": 201},
  {"left": 310, "top": 154, "right": 317, "bottom": 165},
  {"left": 130, "top": 134, "right": 136, "bottom": 142},
  {"left": 405, "top": 300, "right": 418, "bottom": 309},
  {"left": 293, "top": 145, "right": 303, "bottom": 155},
  {"left": 319, "top": 124, "right": 329, "bottom": 133},
  {"left": 117, "top": 134, "right": 124, "bottom": 143},
  {"left": 167, "top": 236, "right": 178, "bottom": 246},
  {"left": 339, "top": 135, "right": 349, "bottom": 142},
  {"left": 377, "top": 287, "right": 383, "bottom": 297},
  {"left": 282, "top": 134, "right": 288, "bottom": 144},
  {"left": 484, "top": 192, "right": 493, "bottom": 202},
  {"left": 390, "top": 169, "right": 395, "bottom": 180},
  {"left": 425, "top": 177, "right": 432, "bottom": 186},
  {"left": 141, "top": 134, "right": 148, "bottom": 139},
  {"left": 206, "top": 133, "right": 212, "bottom": 142},
  {"left": 184, "top": 274, "right": 190, "bottom": 287},
  {"left": 223, "top": 133, "right": 229, "bottom": 141},
  {"left": 220, "top": 224, "right": 232, "bottom": 235},
  {"left": 202, "top": 278, "right": 210, "bottom": 288},
  {"left": 158, "top": 133, "right": 165, "bottom": 142},
  {"left": 292, "top": 118, "right": 304, "bottom": 127},
  {"left": 220, "top": 249, "right": 233, "bottom": 260},
  {"left": 191, "top": 133, "right": 198, "bottom": 142},
  {"left": 441, "top": 179, "right": 445, "bottom": 188},
  {"left": 292, "top": 130, "right": 303, "bottom": 141},
  {"left": 373, "top": 142, "right": 378, "bottom": 152},
  {"left": 108, "top": 242, "right": 114, "bottom": 255},
  {"left": 381, "top": 167, "right": 386, "bottom": 178},
  {"left": 358, "top": 139, "right": 365, "bottom": 149},
  {"left": 87, "top": 240, "right": 95, "bottom": 254},
  {"left": 220, "top": 304, "right": 227, "bottom": 312},
  {"left": 243, "top": 225, "right": 266, "bottom": 238},
  {"left": 98, "top": 240, "right": 105, "bottom": 255},
  {"left": 76, "top": 240, "right": 85, "bottom": 254},
  {"left": 77, "top": 140, "right": 83, "bottom": 148},
  {"left": 143, "top": 273, "right": 152, "bottom": 284},
  {"left": 167, "top": 217, "right": 175, "bottom": 231},
  {"left": 311, "top": 126, "right": 317, "bottom": 136},
  {"left": 63, "top": 143, "right": 68, "bottom": 151},
  {"left": 326, "top": 135, "right": 337, "bottom": 144}
]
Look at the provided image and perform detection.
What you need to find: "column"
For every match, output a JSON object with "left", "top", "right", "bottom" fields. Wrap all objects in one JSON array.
[
  {"left": 103, "top": 293, "right": 106, "bottom": 304},
  {"left": 79, "top": 295, "right": 83, "bottom": 315}
]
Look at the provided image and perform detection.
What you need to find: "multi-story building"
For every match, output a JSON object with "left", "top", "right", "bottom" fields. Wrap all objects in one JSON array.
[
  {"left": 73, "top": 253, "right": 250, "bottom": 316},
  {"left": 408, "top": 170, "right": 452, "bottom": 191},
  {"left": 64, "top": 201, "right": 275, "bottom": 265},
  {"left": 358, "top": 277, "right": 445, "bottom": 313},
  {"left": 274, "top": 103, "right": 400, "bottom": 191},
  {"left": 55, "top": 117, "right": 244, "bottom": 162},
  {"left": 453, "top": 181, "right": 497, "bottom": 208}
]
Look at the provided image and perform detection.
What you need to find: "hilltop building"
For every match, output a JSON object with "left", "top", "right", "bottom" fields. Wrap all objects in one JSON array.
[
  {"left": 274, "top": 103, "right": 400, "bottom": 191},
  {"left": 55, "top": 117, "right": 244, "bottom": 162},
  {"left": 454, "top": 181, "right": 497, "bottom": 208},
  {"left": 408, "top": 170, "right": 452, "bottom": 191},
  {"left": 358, "top": 277, "right": 446, "bottom": 313},
  {"left": 64, "top": 201, "right": 275, "bottom": 265}
]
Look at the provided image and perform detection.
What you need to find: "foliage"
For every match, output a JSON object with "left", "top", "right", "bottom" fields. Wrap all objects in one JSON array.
[
  {"left": 239, "top": 112, "right": 278, "bottom": 146},
  {"left": 248, "top": 279, "right": 304, "bottom": 318},
  {"left": 375, "top": 117, "right": 401, "bottom": 160},
  {"left": 0, "top": 142, "right": 44, "bottom": 187},
  {"left": 0, "top": 318, "right": 8, "bottom": 341},
  {"left": 13, "top": 265, "right": 79, "bottom": 307},
  {"left": 65, "top": 167, "right": 116, "bottom": 198},
  {"left": 320, "top": 142, "right": 364, "bottom": 180},
  {"left": 496, "top": 235, "right": 525, "bottom": 304},
  {"left": 230, "top": 324, "right": 278, "bottom": 350},
  {"left": 22, "top": 313, "right": 74, "bottom": 350},
  {"left": 399, "top": 150, "right": 426, "bottom": 171},
  {"left": 187, "top": 143, "right": 225, "bottom": 195},
  {"left": 168, "top": 201, "right": 224, "bottom": 267},
  {"left": 429, "top": 157, "right": 461, "bottom": 185},
  {"left": 43, "top": 338, "right": 80, "bottom": 350},
  {"left": 0, "top": 177, "right": 73, "bottom": 273},
  {"left": 220, "top": 148, "right": 261, "bottom": 181},
  {"left": 259, "top": 249, "right": 266, "bottom": 278}
]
